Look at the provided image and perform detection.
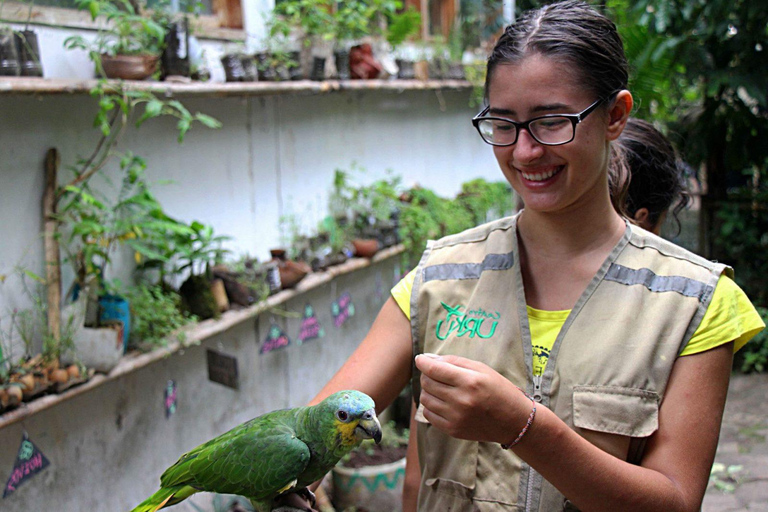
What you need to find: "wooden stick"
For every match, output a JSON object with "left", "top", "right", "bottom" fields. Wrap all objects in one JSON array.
[{"left": 43, "top": 148, "right": 62, "bottom": 344}]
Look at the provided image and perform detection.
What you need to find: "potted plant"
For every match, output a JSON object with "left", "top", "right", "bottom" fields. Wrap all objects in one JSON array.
[
  {"left": 64, "top": 0, "right": 167, "bottom": 80},
  {"left": 268, "top": 0, "right": 335, "bottom": 80},
  {"left": 0, "top": 1, "right": 44, "bottom": 77},
  {"left": 332, "top": 420, "right": 409, "bottom": 511}
]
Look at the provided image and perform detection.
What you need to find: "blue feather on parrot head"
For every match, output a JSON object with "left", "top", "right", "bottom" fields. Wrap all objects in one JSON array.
[{"left": 321, "top": 390, "right": 382, "bottom": 447}]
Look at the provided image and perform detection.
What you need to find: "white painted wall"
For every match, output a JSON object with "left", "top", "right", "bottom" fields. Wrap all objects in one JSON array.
[{"left": 0, "top": 86, "right": 502, "bottom": 354}]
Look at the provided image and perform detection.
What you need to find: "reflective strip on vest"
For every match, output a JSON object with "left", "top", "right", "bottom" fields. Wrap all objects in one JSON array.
[
  {"left": 423, "top": 251, "right": 515, "bottom": 282},
  {"left": 605, "top": 263, "right": 713, "bottom": 302}
]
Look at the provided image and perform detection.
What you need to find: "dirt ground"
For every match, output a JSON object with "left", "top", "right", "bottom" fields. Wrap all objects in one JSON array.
[{"left": 702, "top": 372, "right": 768, "bottom": 511}]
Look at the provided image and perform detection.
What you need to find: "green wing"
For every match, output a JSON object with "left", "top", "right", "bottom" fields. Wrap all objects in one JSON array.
[{"left": 159, "top": 411, "right": 311, "bottom": 500}]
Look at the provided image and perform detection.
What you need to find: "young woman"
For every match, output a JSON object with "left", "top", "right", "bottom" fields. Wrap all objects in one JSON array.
[
  {"left": 620, "top": 117, "right": 689, "bottom": 235},
  {"left": 299, "top": 2, "right": 763, "bottom": 511}
]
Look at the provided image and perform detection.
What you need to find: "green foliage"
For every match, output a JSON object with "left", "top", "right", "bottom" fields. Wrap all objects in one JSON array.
[
  {"left": 173, "top": 221, "right": 232, "bottom": 277},
  {"left": 63, "top": 0, "right": 167, "bottom": 57},
  {"left": 385, "top": 7, "right": 421, "bottom": 49},
  {"left": 715, "top": 197, "right": 768, "bottom": 307},
  {"left": 734, "top": 306, "right": 768, "bottom": 373},
  {"left": 124, "top": 285, "right": 196, "bottom": 351},
  {"left": 398, "top": 178, "right": 513, "bottom": 267}
]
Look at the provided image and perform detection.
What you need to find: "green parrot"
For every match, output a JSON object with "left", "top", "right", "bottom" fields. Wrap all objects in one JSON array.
[{"left": 130, "top": 390, "right": 382, "bottom": 512}]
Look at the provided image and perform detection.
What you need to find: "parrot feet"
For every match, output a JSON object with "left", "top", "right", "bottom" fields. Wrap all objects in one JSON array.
[{"left": 271, "top": 488, "right": 316, "bottom": 512}]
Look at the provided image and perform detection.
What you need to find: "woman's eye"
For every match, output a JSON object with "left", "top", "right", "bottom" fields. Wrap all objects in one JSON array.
[
  {"left": 493, "top": 122, "right": 514, "bottom": 132},
  {"left": 336, "top": 410, "right": 349, "bottom": 421},
  {"left": 537, "top": 118, "right": 569, "bottom": 130}
]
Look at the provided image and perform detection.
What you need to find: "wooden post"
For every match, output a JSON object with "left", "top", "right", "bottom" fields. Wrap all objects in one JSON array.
[{"left": 43, "top": 148, "right": 62, "bottom": 345}]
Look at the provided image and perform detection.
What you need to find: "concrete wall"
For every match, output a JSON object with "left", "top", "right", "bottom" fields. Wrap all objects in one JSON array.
[{"left": 0, "top": 254, "right": 403, "bottom": 511}]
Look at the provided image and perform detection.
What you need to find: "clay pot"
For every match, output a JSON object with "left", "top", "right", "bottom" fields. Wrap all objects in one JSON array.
[
  {"left": 352, "top": 239, "right": 380, "bottom": 258},
  {"left": 101, "top": 54, "right": 159, "bottom": 80},
  {"left": 270, "top": 249, "right": 310, "bottom": 289},
  {"left": 210, "top": 278, "right": 230, "bottom": 312},
  {"left": 349, "top": 44, "right": 382, "bottom": 79}
]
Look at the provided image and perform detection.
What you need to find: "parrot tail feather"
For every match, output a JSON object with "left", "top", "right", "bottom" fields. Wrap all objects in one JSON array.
[{"left": 129, "top": 485, "right": 198, "bottom": 512}]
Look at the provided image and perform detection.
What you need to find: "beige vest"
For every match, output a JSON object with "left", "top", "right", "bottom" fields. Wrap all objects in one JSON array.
[{"left": 410, "top": 213, "right": 729, "bottom": 512}]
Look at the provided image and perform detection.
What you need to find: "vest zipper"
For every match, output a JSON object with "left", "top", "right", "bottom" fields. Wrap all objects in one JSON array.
[
  {"left": 525, "top": 374, "right": 543, "bottom": 512},
  {"left": 532, "top": 374, "right": 543, "bottom": 402}
]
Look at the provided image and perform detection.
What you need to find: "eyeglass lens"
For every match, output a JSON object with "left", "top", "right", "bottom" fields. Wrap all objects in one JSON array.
[{"left": 477, "top": 117, "right": 574, "bottom": 145}]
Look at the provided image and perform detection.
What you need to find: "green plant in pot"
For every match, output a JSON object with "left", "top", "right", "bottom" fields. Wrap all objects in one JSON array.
[
  {"left": 269, "top": 0, "right": 335, "bottom": 80},
  {"left": 64, "top": 0, "right": 167, "bottom": 80},
  {"left": 173, "top": 221, "right": 232, "bottom": 320}
]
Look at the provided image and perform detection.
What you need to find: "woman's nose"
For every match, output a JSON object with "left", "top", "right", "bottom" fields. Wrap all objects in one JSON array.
[{"left": 513, "top": 129, "right": 545, "bottom": 163}]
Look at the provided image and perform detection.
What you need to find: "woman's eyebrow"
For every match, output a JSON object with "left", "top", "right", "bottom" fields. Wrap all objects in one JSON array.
[{"left": 489, "top": 103, "right": 571, "bottom": 117}]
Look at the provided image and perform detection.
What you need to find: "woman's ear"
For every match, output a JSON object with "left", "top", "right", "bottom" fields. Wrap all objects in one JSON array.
[{"left": 606, "top": 90, "right": 633, "bottom": 141}]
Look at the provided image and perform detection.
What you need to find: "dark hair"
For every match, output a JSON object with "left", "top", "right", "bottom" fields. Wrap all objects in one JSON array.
[
  {"left": 620, "top": 117, "right": 689, "bottom": 232},
  {"left": 485, "top": 0, "right": 631, "bottom": 215}
]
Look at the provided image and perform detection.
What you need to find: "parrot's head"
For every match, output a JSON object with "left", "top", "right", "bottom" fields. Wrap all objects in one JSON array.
[{"left": 320, "top": 390, "right": 382, "bottom": 451}]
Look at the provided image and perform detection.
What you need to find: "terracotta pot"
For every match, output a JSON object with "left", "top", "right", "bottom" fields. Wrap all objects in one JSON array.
[
  {"left": 352, "top": 238, "right": 380, "bottom": 258},
  {"left": 100, "top": 54, "right": 159, "bottom": 80},
  {"left": 278, "top": 259, "right": 311, "bottom": 289}
]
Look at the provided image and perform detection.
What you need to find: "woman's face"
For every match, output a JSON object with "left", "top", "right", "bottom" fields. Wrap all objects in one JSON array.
[{"left": 487, "top": 54, "right": 625, "bottom": 215}]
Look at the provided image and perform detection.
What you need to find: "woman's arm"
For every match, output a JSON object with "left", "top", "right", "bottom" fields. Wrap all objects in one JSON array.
[
  {"left": 402, "top": 401, "right": 421, "bottom": 512},
  {"left": 309, "top": 296, "right": 413, "bottom": 412},
  {"left": 415, "top": 342, "right": 733, "bottom": 512}
]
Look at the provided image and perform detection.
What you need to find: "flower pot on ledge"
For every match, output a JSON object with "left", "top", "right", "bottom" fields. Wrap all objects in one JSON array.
[{"left": 100, "top": 53, "right": 159, "bottom": 80}]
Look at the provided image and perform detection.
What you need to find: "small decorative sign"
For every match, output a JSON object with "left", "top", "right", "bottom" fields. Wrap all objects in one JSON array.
[
  {"left": 260, "top": 323, "right": 291, "bottom": 354},
  {"left": 206, "top": 349, "right": 239, "bottom": 390},
  {"left": 297, "top": 304, "right": 324, "bottom": 345},
  {"left": 165, "top": 380, "right": 178, "bottom": 418},
  {"left": 3, "top": 433, "right": 50, "bottom": 498},
  {"left": 332, "top": 292, "right": 355, "bottom": 328}
]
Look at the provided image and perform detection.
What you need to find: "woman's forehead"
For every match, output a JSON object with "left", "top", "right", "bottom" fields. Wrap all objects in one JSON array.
[{"left": 487, "top": 55, "right": 589, "bottom": 112}]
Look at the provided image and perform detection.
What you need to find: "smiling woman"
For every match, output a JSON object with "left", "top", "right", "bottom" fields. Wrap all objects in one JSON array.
[{"left": 286, "top": 2, "right": 764, "bottom": 512}]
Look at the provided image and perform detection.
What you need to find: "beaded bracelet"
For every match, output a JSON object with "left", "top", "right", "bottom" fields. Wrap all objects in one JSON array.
[{"left": 500, "top": 386, "right": 537, "bottom": 449}]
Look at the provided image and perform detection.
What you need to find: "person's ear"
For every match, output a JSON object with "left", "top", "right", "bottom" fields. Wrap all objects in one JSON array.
[
  {"left": 632, "top": 207, "right": 656, "bottom": 232},
  {"left": 606, "top": 90, "right": 633, "bottom": 141}
]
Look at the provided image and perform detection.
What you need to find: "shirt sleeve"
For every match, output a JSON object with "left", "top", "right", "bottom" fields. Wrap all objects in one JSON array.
[
  {"left": 390, "top": 270, "right": 416, "bottom": 321},
  {"left": 680, "top": 274, "right": 766, "bottom": 356}
]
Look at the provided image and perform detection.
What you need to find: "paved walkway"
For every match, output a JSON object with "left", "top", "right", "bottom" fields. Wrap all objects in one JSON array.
[{"left": 702, "top": 373, "right": 768, "bottom": 511}]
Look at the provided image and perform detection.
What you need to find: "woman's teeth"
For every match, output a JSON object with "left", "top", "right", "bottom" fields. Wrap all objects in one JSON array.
[{"left": 521, "top": 167, "right": 560, "bottom": 181}]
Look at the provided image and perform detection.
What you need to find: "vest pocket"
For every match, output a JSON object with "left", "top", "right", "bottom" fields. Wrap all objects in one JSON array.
[
  {"left": 572, "top": 385, "right": 660, "bottom": 437},
  {"left": 416, "top": 404, "right": 478, "bottom": 492}
]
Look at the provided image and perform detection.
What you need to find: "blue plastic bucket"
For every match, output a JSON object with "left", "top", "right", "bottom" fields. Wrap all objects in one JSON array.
[{"left": 99, "top": 294, "right": 130, "bottom": 352}]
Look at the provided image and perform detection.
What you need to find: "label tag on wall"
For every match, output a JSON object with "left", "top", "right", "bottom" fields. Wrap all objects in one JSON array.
[
  {"left": 332, "top": 292, "right": 355, "bottom": 328},
  {"left": 206, "top": 349, "right": 239, "bottom": 390},
  {"left": 3, "top": 433, "right": 50, "bottom": 498},
  {"left": 165, "top": 380, "right": 178, "bottom": 418},
  {"left": 298, "top": 304, "right": 324, "bottom": 345},
  {"left": 260, "top": 323, "right": 291, "bottom": 354}
]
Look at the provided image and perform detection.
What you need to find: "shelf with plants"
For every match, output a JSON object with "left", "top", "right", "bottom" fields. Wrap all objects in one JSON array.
[
  {"left": 0, "top": 243, "right": 405, "bottom": 431},
  {"left": 0, "top": 76, "right": 473, "bottom": 96}
]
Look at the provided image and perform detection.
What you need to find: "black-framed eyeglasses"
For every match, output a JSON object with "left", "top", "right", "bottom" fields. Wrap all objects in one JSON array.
[{"left": 471, "top": 97, "right": 606, "bottom": 147}]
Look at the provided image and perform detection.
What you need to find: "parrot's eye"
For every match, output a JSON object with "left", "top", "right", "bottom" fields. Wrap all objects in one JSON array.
[{"left": 336, "top": 410, "right": 349, "bottom": 422}]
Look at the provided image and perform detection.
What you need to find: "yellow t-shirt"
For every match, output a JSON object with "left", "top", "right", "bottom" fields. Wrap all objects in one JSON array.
[{"left": 391, "top": 271, "right": 764, "bottom": 376}]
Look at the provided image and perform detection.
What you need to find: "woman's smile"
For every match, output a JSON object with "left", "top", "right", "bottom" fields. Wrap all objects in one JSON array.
[{"left": 516, "top": 164, "right": 565, "bottom": 184}]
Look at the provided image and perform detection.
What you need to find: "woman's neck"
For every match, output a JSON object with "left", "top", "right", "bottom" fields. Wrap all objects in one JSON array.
[{"left": 517, "top": 198, "right": 626, "bottom": 258}]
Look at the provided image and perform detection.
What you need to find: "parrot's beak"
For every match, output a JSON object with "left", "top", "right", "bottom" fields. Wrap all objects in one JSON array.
[{"left": 355, "top": 409, "right": 382, "bottom": 444}]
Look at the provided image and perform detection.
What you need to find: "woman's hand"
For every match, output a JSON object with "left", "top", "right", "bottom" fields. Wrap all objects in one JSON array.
[{"left": 414, "top": 353, "right": 533, "bottom": 445}]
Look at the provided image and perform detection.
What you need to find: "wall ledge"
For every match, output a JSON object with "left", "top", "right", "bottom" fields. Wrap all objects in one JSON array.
[
  {"left": 0, "top": 244, "right": 405, "bottom": 431},
  {"left": 0, "top": 77, "right": 473, "bottom": 98}
]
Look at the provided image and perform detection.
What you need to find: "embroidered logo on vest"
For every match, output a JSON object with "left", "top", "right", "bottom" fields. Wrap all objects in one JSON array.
[{"left": 435, "top": 302, "right": 500, "bottom": 340}]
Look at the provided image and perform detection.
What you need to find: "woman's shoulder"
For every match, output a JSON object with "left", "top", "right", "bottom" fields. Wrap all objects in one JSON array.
[{"left": 429, "top": 214, "right": 519, "bottom": 251}]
